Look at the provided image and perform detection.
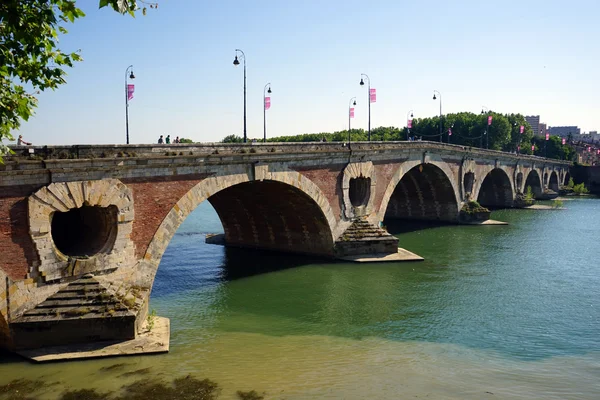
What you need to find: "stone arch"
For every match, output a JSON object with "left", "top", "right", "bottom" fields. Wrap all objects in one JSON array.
[
  {"left": 28, "top": 180, "right": 135, "bottom": 282},
  {"left": 379, "top": 160, "right": 461, "bottom": 222},
  {"left": 342, "top": 161, "right": 377, "bottom": 219},
  {"left": 136, "top": 168, "right": 338, "bottom": 289},
  {"left": 549, "top": 171, "right": 560, "bottom": 192},
  {"left": 564, "top": 171, "right": 571, "bottom": 185},
  {"left": 516, "top": 172, "right": 524, "bottom": 193},
  {"left": 476, "top": 168, "right": 514, "bottom": 208},
  {"left": 524, "top": 170, "right": 543, "bottom": 198}
]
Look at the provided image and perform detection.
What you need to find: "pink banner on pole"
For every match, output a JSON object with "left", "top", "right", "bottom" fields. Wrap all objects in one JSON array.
[
  {"left": 520, "top": 125, "right": 524, "bottom": 134},
  {"left": 264, "top": 97, "right": 271, "bottom": 110},
  {"left": 588, "top": 147, "right": 591, "bottom": 152},
  {"left": 127, "top": 84, "right": 135, "bottom": 101},
  {"left": 562, "top": 138, "right": 566, "bottom": 145},
  {"left": 448, "top": 128, "right": 452, "bottom": 136},
  {"left": 517, "top": 145, "right": 521, "bottom": 152},
  {"left": 407, "top": 119, "right": 412, "bottom": 129},
  {"left": 487, "top": 115, "right": 493, "bottom": 126},
  {"left": 597, "top": 149, "right": 599, "bottom": 155},
  {"left": 545, "top": 133, "right": 549, "bottom": 140},
  {"left": 350, "top": 108, "right": 355, "bottom": 118},
  {"left": 531, "top": 145, "right": 535, "bottom": 151},
  {"left": 370, "top": 88, "right": 376, "bottom": 103}
]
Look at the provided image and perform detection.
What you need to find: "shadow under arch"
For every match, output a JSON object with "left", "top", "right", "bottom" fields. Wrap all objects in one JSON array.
[
  {"left": 382, "top": 163, "right": 460, "bottom": 223},
  {"left": 477, "top": 168, "right": 514, "bottom": 208},
  {"left": 524, "top": 170, "right": 543, "bottom": 198},
  {"left": 548, "top": 171, "right": 559, "bottom": 192},
  {"left": 139, "top": 171, "right": 338, "bottom": 289}
]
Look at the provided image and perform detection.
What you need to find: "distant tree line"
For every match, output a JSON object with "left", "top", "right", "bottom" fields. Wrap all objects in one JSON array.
[{"left": 220, "top": 112, "right": 577, "bottom": 161}]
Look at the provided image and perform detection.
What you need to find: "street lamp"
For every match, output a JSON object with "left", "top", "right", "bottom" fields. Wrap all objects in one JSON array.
[
  {"left": 407, "top": 110, "right": 414, "bottom": 140},
  {"left": 233, "top": 49, "right": 247, "bottom": 143},
  {"left": 125, "top": 65, "right": 135, "bottom": 145},
  {"left": 263, "top": 83, "right": 271, "bottom": 143},
  {"left": 359, "top": 74, "right": 371, "bottom": 141},
  {"left": 349, "top": 97, "right": 357, "bottom": 146},
  {"left": 433, "top": 90, "right": 442, "bottom": 142},
  {"left": 481, "top": 106, "right": 489, "bottom": 149}
]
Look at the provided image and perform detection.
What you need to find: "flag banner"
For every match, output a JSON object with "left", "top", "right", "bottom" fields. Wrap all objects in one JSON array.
[
  {"left": 597, "top": 149, "right": 599, "bottom": 155},
  {"left": 545, "top": 133, "right": 549, "bottom": 140},
  {"left": 370, "top": 88, "right": 376, "bottom": 103},
  {"left": 520, "top": 125, "right": 524, "bottom": 134},
  {"left": 487, "top": 116, "right": 493, "bottom": 126},
  {"left": 264, "top": 96, "right": 271, "bottom": 110},
  {"left": 531, "top": 145, "right": 535, "bottom": 151},
  {"left": 407, "top": 119, "right": 412, "bottom": 129},
  {"left": 127, "top": 84, "right": 135, "bottom": 101},
  {"left": 588, "top": 147, "right": 591, "bottom": 152},
  {"left": 350, "top": 108, "right": 355, "bottom": 118},
  {"left": 562, "top": 138, "right": 566, "bottom": 145},
  {"left": 517, "top": 145, "right": 521, "bottom": 152},
  {"left": 448, "top": 128, "right": 452, "bottom": 136}
]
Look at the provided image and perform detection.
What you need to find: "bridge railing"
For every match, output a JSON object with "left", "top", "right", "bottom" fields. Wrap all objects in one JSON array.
[{"left": 4, "top": 140, "right": 571, "bottom": 166}]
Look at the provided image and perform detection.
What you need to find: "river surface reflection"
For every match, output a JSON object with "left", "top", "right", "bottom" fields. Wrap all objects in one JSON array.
[{"left": 1, "top": 199, "right": 599, "bottom": 399}]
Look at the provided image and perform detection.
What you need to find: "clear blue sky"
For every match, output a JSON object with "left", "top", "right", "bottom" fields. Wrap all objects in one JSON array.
[{"left": 15, "top": 0, "right": 600, "bottom": 145}]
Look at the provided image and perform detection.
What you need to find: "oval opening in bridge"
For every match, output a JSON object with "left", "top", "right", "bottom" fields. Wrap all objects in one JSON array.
[
  {"left": 51, "top": 205, "right": 118, "bottom": 257},
  {"left": 349, "top": 177, "right": 371, "bottom": 207}
]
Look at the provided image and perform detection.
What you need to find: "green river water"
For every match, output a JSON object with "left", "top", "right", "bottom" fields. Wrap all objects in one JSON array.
[{"left": 1, "top": 198, "right": 599, "bottom": 399}]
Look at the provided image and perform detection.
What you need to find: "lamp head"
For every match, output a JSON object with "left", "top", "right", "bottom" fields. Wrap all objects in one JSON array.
[
  {"left": 410, "top": 113, "right": 414, "bottom": 118},
  {"left": 433, "top": 94, "right": 436, "bottom": 100},
  {"left": 129, "top": 71, "right": 135, "bottom": 79},
  {"left": 353, "top": 100, "right": 357, "bottom": 106},
  {"left": 481, "top": 109, "right": 484, "bottom": 114},
  {"left": 267, "top": 87, "right": 271, "bottom": 94},
  {"left": 233, "top": 56, "right": 240, "bottom": 66},
  {"left": 359, "top": 78, "right": 364, "bottom": 86}
]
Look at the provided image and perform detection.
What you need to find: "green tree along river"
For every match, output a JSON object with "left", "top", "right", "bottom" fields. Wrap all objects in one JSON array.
[{"left": 1, "top": 199, "right": 599, "bottom": 399}]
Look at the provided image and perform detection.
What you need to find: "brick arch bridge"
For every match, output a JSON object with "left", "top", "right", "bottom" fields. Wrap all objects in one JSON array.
[{"left": 0, "top": 142, "right": 570, "bottom": 352}]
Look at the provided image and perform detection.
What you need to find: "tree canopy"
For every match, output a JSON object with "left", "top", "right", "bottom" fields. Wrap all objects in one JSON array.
[{"left": 0, "top": 1, "right": 156, "bottom": 160}]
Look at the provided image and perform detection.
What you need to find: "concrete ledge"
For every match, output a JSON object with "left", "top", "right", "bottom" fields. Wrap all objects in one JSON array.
[
  {"left": 16, "top": 316, "right": 169, "bottom": 363},
  {"left": 461, "top": 219, "right": 509, "bottom": 225},
  {"left": 338, "top": 247, "right": 423, "bottom": 263},
  {"left": 523, "top": 205, "right": 566, "bottom": 210}
]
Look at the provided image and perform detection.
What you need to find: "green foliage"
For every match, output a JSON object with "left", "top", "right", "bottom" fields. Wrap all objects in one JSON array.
[
  {"left": 525, "top": 186, "right": 535, "bottom": 201},
  {"left": 147, "top": 309, "right": 157, "bottom": 331},
  {"left": 552, "top": 199, "right": 564, "bottom": 208},
  {"left": 178, "top": 138, "right": 194, "bottom": 143},
  {"left": 222, "top": 134, "right": 244, "bottom": 143},
  {"left": 567, "top": 178, "right": 575, "bottom": 189},
  {"left": 461, "top": 200, "right": 490, "bottom": 214},
  {"left": 572, "top": 183, "right": 589, "bottom": 195},
  {"left": 0, "top": 1, "right": 157, "bottom": 162}
]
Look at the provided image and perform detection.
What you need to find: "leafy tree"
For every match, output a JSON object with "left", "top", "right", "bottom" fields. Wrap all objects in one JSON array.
[
  {"left": 221, "top": 134, "right": 243, "bottom": 143},
  {"left": 178, "top": 138, "right": 193, "bottom": 143},
  {"left": 0, "top": 1, "right": 156, "bottom": 161}
]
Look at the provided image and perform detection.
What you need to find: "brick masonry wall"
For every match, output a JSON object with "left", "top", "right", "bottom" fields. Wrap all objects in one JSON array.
[
  {"left": 292, "top": 165, "right": 345, "bottom": 221},
  {"left": 121, "top": 175, "right": 207, "bottom": 259},
  {"left": 0, "top": 185, "right": 44, "bottom": 280},
  {"left": 373, "top": 161, "right": 404, "bottom": 213}
]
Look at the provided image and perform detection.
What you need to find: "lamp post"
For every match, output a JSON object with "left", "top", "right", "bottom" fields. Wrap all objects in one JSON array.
[
  {"left": 263, "top": 83, "right": 271, "bottom": 143},
  {"left": 125, "top": 65, "right": 135, "bottom": 145},
  {"left": 433, "top": 90, "right": 442, "bottom": 142},
  {"left": 407, "top": 110, "right": 414, "bottom": 140},
  {"left": 359, "top": 74, "right": 371, "bottom": 141},
  {"left": 544, "top": 130, "right": 548, "bottom": 158},
  {"left": 481, "top": 106, "right": 489, "bottom": 149},
  {"left": 233, "top": 49, "right": 247, "bottom": 143}
]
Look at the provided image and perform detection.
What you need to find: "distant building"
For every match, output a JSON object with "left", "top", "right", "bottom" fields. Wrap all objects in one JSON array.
[
  {"left": 539, "top": 123, "right": 547, "bottom": 137},
  {"left": 525, "top": 116, "right": 541, "bottom": 137},
  {"left": 548, "top": 126, "right": 581, "bottom": 137}
]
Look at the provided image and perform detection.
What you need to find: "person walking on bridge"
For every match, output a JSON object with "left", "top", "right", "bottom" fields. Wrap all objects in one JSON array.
[
  {"left": 165, "top": 135, "right": 171, "bottom": 144},
  {"left": 158, "top": 135, "right": 164, "bottom": 144},
  {"left": 17, "top": 135, "right": 32, "bottom": 146}
]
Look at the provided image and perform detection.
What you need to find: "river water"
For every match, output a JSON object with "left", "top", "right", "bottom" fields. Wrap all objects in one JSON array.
[{"left": 1, "top": 198, "right": 599, "bottom": 399}]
